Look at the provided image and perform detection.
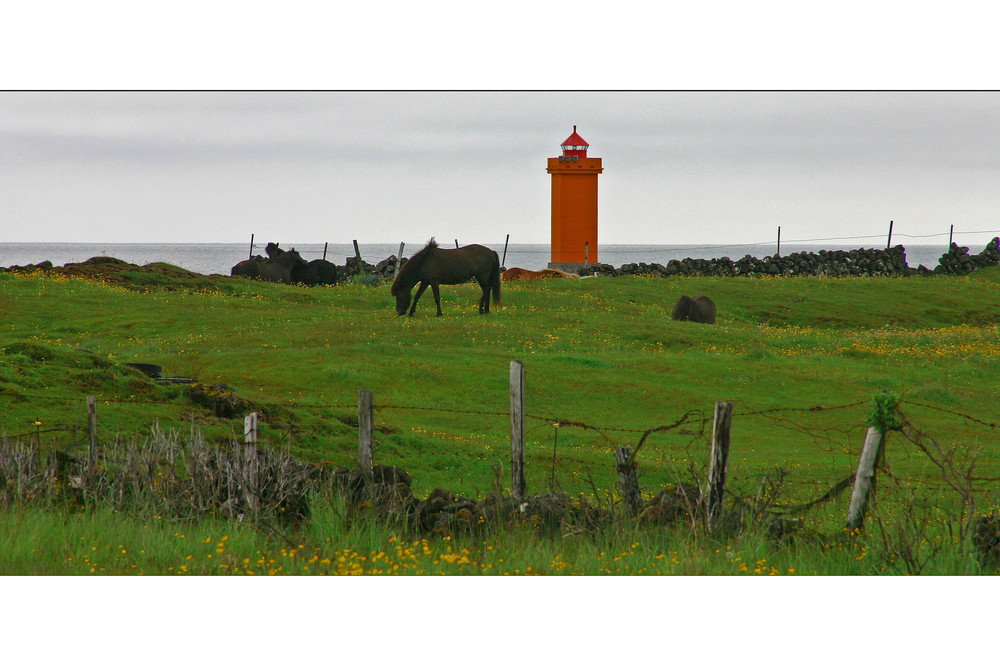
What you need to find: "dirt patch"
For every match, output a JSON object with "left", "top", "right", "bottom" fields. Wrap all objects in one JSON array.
[{"left": 501, "top": 267, "right": 579, "bottom": 281}]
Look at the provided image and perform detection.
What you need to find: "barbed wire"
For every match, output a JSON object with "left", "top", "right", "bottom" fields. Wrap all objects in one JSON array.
[
  {"left": 737, "top": 401, "right": 867, "bottom": 417},
  {"left": 901, "top": 400, "right": 998, "bottom": 429},
  {"left": 1, "top": 426, "right": 77, "bottom": 440},
  {"left": 6, "top": 391, "right": 997, "bottom": 436}
]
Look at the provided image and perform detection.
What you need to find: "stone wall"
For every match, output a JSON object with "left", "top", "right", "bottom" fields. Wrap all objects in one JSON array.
[{"left": 573, "top": 238, "right": 1000, "bottom": 278}]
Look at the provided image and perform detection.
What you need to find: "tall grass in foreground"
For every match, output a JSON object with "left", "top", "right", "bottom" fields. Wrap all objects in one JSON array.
[{"left": 1, "top": 497, "right": 992, "bottom": 575}]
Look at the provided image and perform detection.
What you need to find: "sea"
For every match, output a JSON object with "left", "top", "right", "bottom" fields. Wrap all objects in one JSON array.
[{"left": 0, "top": 241, "right": 959, "bottom": 275}]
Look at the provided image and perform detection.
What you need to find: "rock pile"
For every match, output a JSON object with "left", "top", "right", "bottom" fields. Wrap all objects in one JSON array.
[
  {"left": 331, "top": 465, "right": 728, "bottom": 538},
  {"left": 933, "top": 238, "right": 1000, "bottom": 275}
]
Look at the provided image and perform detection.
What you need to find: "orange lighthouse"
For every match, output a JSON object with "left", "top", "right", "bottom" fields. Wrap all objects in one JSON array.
[{"left": 547, "top": 126, "right": 603, "bottom": 270}]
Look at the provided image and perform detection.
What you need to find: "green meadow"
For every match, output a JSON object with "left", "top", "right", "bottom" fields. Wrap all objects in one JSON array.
[{"left": 1, "top": 265, "right": 999, "bottom": 574}]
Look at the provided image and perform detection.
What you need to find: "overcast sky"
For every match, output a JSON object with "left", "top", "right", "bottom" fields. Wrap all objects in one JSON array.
[{"left": 3, "top": 91, "right": 1000, "bottom": 249}]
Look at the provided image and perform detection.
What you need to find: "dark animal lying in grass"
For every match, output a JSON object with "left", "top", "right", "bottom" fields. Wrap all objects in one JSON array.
[
  {"left": 250, "top": 242, "right": 338, "bottom": 286},
  {"left": 390, "top": 238, "right": 501, "bottom": 316},
  {"left": 671, "top": 295, "right": 716, "bottom": 324},
  {"left": 294, "top": 259, "right": 338, "bottom": 285},
  {"left": 231, "top": 246, "right": 307, "bottom": 284}
]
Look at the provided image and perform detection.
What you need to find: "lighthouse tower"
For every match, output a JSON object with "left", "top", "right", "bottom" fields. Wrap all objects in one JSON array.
[{"left": 547, "top": 126, "right": 603, "bottom": 270}]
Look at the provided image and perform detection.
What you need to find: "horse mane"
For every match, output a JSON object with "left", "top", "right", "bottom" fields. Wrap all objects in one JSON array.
[{"left": 390, "top": 238, "right": 437, "bottom": 295}]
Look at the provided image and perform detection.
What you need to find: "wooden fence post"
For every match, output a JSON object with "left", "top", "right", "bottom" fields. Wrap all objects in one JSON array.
[
  {"left": 705, "top": 401, "right": 733, "bottom": 528},
  {"left": 510, "top": 360, "right": 526, "bottom": 502},
  {"left": 86, "top": 395, "right": 98, "bottom": 467},
  {"left": 616, "top": 446, "right": 642, "bottom": 515},
  {"left": 394, "top": 242, "right": 405, "bottom": 279},
  {"left": 243, "top": 411, "right": 259, "bottom": 514},
  {"left": 243, "top": 412, "right": 258, "bottom": 449},
  {"left": 358, "top": 389, "right": 374, "bottom": 481},
  {"left": 846, "top": 426, "right": 885, "bottom": 530}
]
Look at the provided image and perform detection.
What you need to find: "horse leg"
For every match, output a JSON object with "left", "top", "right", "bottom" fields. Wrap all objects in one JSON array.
[
  {"left": 476, "top": 276, "right": 490, "bottom": 313},
  {"left": 431, "top": 284, "right": 443, "bottom": 316},
  {"left": 410, "top": 282, "right": 430, "bottom": 316}
]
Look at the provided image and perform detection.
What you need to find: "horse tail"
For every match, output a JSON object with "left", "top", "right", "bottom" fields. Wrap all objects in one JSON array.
[{"left": 491, "top": 251, "right": 502, "bottom": 306}]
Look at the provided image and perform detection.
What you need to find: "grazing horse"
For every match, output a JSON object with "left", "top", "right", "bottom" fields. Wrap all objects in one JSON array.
[
  {"left": 671, "top": 295, "right": 716, "bottom": 324},
  {"left": 390, "top": 239, "right": 501, "bottom": 316},
  {"left": 231, "top": 247, "right": 307, "bottom": 284}
]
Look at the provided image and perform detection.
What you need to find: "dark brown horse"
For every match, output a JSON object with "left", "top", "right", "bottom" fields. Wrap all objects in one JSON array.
[
  {"left": 390, "top": 239, "right": 501, "bottom": 316},
  {"left": 261, "top": 242, "right": 337, "bottom": 285},
  {"left": 671, "top": 295, "right": 716, "bottom": 324},
  {"left": 231, "top": 247, "right": 307, "bottom": 283},
  {"left": 294, "top": 259, "right": 339, "bottom": 286}
]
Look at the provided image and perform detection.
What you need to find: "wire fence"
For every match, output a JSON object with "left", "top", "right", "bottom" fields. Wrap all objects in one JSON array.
[
  {"left": 5, "top": 387, "right": 996, "bottom": 508},
  {"left": 255, "top": 227, "right": 1000, "bottom": 272}
]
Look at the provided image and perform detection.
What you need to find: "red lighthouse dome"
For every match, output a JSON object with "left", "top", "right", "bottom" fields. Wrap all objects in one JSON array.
[{"left": 560, "top": 125, "right": 589, "bottom": 158}]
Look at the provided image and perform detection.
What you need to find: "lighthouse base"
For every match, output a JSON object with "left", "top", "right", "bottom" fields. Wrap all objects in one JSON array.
[{"left": 547, "top": 262, "right": 590, "bottom": 274}]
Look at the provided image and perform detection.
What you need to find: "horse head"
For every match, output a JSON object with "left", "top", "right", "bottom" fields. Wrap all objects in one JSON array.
[
  {"left": 394, "top": 288, "right": 412, "bottom": 316},
  {"left": 671, "top": 295, "right": 694, "bottom": 321}
]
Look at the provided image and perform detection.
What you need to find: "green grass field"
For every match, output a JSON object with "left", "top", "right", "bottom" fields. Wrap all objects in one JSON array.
[{"left": 2, "top": 265, "right": 999, "bottom": 575}]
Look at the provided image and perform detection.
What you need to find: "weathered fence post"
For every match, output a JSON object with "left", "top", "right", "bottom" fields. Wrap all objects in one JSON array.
[
  {"left": 322, "top": 242, "right": 328, "bottom": 261},
  {"left": 243, "top": 411, "right": 259, "bottom": 515},
  {"left": 616, "top": 446, "right": 642, "bottom": 516},
  {"left": 353, "top": 240, "right": 362, "bottom": 263},
  {"left": 501, "top": 233, "right": 509, "bottom": 268},
  {"left": 86, "top": 395, "right": 98, "bottom": 467},
  {"left": 846, "top": 426, "right": 885, "bottom": 530},
  {"left": 244, "top": 411, "right": 258, "bottom": 449},
  {"left": 510, "top": 361, "right": 526, "bottom": 502},
  {"left": 358, "top": 389, "right": 374, "bottom": 481},
  {"left": 886, "top": 220, "right": 894, "bottom": 249},
  {"left": 394, "top": 242, "right": 405, "bottom": 279},
  {"left": 248, "top": 233, "right": 254, "bottom": 260},
  {"left": 705, "top": 401, "right": 733, "bottom": 529}
]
